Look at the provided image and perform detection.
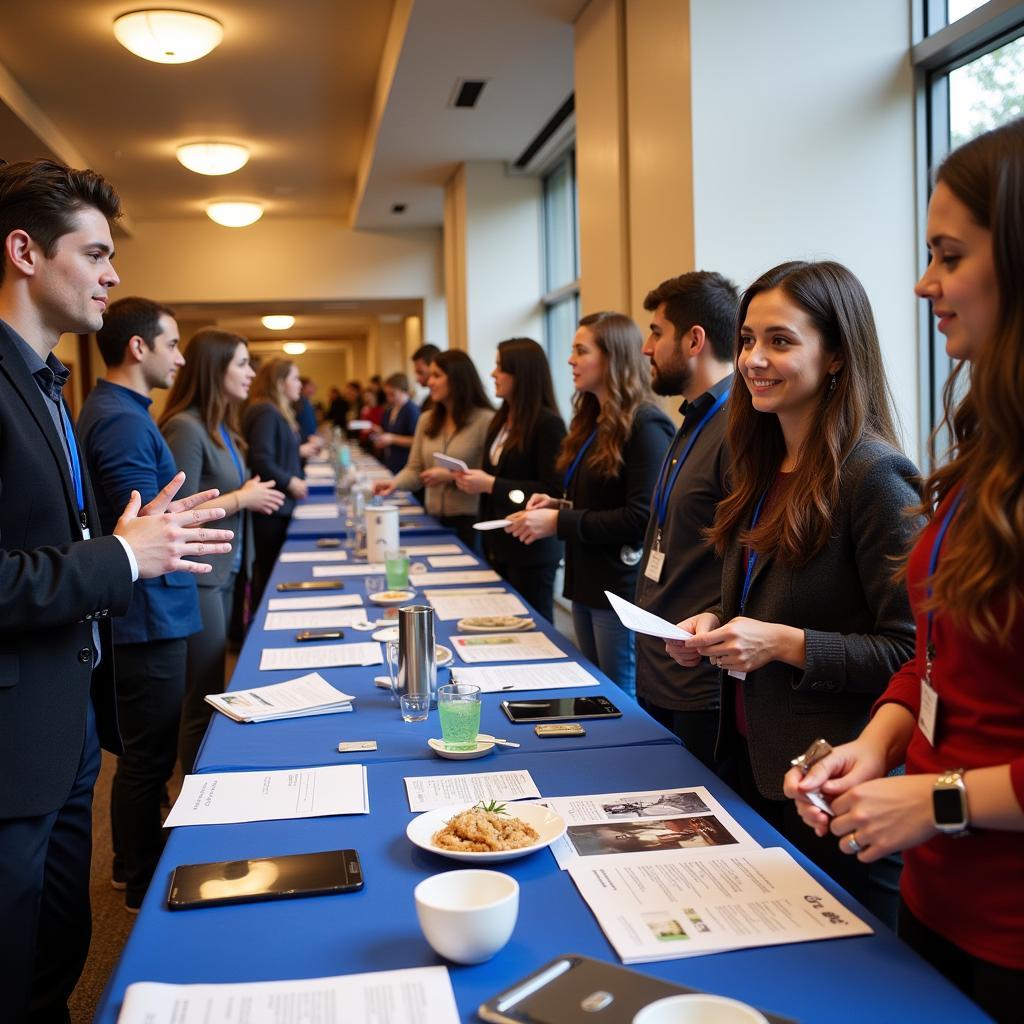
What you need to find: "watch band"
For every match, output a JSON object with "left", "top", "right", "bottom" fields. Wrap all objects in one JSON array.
[{"left": 933, "top": 768, "right": 970, "bottom": 837}]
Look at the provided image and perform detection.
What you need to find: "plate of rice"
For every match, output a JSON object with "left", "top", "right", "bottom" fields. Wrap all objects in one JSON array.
[{"left": 406, "top": 800, "right": 566, "bottom": 863}]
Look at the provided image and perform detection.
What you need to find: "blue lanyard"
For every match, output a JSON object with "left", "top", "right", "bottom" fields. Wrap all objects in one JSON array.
[
  {"left": 563, "top": 429, "right": 598, "bottom": 490},
  {"left": 219, "top": 424, "right": 245, "bottom": 486},
  {"left": 57, "top": 399, "right": 86, "bottom": 526},
  {"left": 739, "top": 487, "right": 771, "bottom": 613},
  {"left": 924, "top": 490, "right": 963, "bottom": 676},
  {"left": 653, "top": 388, "right": 729, "bottom": 528}
]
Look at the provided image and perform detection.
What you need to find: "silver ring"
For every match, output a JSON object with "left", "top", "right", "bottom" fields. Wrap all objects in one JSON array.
[{"left": 847, "top": 832, "right": 862, "bottom": 854}]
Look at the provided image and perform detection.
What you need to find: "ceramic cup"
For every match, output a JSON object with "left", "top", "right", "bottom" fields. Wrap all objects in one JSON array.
[
  {"left": 414, "top": 869, "right": 519, "bottom": 964},
  {"left": 633, "top": 994, "right": 769, "bottom": 1024}
]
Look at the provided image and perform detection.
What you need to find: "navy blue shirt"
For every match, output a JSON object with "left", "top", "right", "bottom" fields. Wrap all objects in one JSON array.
[
  {"left": 381, "top": 399, "right": 420, "bottom": 474},
  {"left": 78, "top": 380, "right": 201, "bottom": 644},
  {"left": 295, "top": 396, "right": 318, "bottom": 440}
]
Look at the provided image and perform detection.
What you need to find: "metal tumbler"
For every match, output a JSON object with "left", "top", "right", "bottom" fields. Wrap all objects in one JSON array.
[{"left": 397, "top": 604, "right": 437, "bottom": 707}]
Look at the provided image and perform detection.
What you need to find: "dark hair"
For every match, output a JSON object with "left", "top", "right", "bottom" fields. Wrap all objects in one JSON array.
[
  {"left": 248, "top": 357, "right": 298, "bottom": 430},
  {"left": 913, "top": 117, "right": 1024, "bottom": 642},
  {"left": 159, "top": 328, "right": 248, "bottom": 451},
  {"left": 487, "top": 338, "right": 560, "bottom": 456},
  {"left": 412, "top": 343, "right": 441, "bottom": 364},
  {"left": 708, "top": 260, "right": 901, "bottom": 565},
  {"left": 0, "top": 159, "right": 122, "bottom": 285},
  {"left": 385, "top": 372, "right": 410, "bottom": 392},
  {"left": 424, "top": 350, "right": 492, "bottom": 437},
  {"left": 95, "top": 296, "right": 174, "bottom": 368},
  {"left": 557, "top": 312, "right": 656, "bottom": 479},
  {"left": 643, "top": 271, "right": 739, "bottom": 362}
]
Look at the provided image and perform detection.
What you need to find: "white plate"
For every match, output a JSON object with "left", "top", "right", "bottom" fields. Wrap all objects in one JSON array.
[
  {"left": 473, "top": 519, "right": 512, "bottom": 531},
  {"left": 406, "top": 802, "right": 566, "bottom": 863},
  {"left": 368, "top": 590, "right": 417, "bottom": 605},
  {"left": 372, "top": 626, "right": 400, "bottom": 642},
  {"left": 427, "top": 736, "right": 495, "bottom": 760},
  {"left": 456, "top": 616, "right": 534, "bottom": 632},
  {"left": 435, "top": 644, "right": 453, "bottom": 667}
]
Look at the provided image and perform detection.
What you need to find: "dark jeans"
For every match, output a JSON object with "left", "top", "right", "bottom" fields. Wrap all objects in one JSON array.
[
  {"left": 638, "top": 698, "right": 719, "bottom": 771},
  {"left": 251, "top": 514, "right": 289, "bottom": 614},
  {"left": 718, "top": 738, "right": 902, "bottom": 931},
  {"left": 110, "top": 638, "right": 187, "bottom": 903},
  {"left": 440, "top": 514, "right": 481, "bottom": 555},
  {"left": 899, "top": 901, "right": 1023, "bottom": 1024},
  {"left": 0, "top": 703, "right": 100, "bottom": 1024},
  {"left": 180, "top": 572, "right": 236, "bottom": 774},
  {"left": 490, "top": 558, "right": 558, "bottom": 623}
]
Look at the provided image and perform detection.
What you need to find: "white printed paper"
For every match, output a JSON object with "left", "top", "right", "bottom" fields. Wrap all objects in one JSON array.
[
  {"left": 263, "top": 609, "right": 371, "bottom": 631},
  {"left": 404, "top": 769, "right": 542, "bottom": 812},
  {"left": 448, "top": 661, "right": 601, "bottom": 693},
  {"left": 292, "top": 503, "right": 340, "bottom": 519},
  {"left": 204, "top": 672, "right": 355, "bottom": 723},
  {"left": 451, "top": 631, "right": 567, "bottom": 663},
  {"left": 259, "top": 642, "right": 383, "bottom": 671},
  {"left": 407, "top": 570, "right": 502, "bottom": 586},
  {"left": 473, "top": 519, "right": 512, "bottom": 531},
  {"left": 543, "top": 787, "right": 757, "bottom": 869},
  {"left": 428, "top": 593, "right": 528, "bottom": 621},
  {"left": 426, "top": 554, "right": 478, "bottom": 568},
  {"left": 432, "top": 452, "right": 469, "bottom": 474},
  {"left": 279, "top": 550, "right": 350, "bottom": 563},
  {"left": 569, "top": 846, "right": 872, "bottom": 962},
  {"left": 311, "top": 563, "right": 386, "bottom": 577},
  {"left": 422, "top": 587, "right": 508, "bottom": 599},
  {"left": 164, "top": 764, "right": 369, "bottom": 827},
  {"left": 267, "top": 594, "right": 364, "bottom": 610},
  {"left": 402, "top": 544, "right": 463, "bottom": 555},
  {"left": 604, "top": 590, "right": 693, "bottom": 641}
]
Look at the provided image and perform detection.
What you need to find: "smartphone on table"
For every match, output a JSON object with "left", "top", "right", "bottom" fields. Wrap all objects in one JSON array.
[
  {"left": 500, "top": 696, "right": 621, "bottom": 724},
  {"left": 277, "top": 580, "right": 345, "bottom": 592}
]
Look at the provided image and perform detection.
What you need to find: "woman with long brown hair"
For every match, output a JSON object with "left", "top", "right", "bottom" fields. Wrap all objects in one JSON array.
[
  {"left": 785, "top": 120, "right": 1024, "bottom": 1022},
  {"left": 508, "top": 312, "right": 672, "bottom": 695},
  {"left": 454, "top": 338, "right": 566, "bottom": 620},
  {"left": 667, "top": 261, "right": 920, "bottom": 925},
  {"left": 375, "top": 349, "right": 493, "bottom": 549},
  {"left": 160, "top": 329, "right": 284, "bottom": 772},
  {"left": 242, "top": 357, "right": 320, "bottom": 609}
]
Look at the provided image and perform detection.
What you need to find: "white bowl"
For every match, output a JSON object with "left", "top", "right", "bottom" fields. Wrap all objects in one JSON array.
[
  {"left": 407, "top": 801, "right": 566, "bottom": 863},
  {"left": 414, "top": 869, "right": 518, "bottom": 964},
  {"left": 633, "top": 994, "right": 769, "bottom": 1024}
]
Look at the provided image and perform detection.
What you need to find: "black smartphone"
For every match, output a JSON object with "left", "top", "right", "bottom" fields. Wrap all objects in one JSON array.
[
  {"left": 276, "top": 580, "right": 345, "bottom": 591},
  {"left": 295, "top": 630, "right": 344, "bottom": 642},
  {"left": 500, "top": 696, "right": 622, "bottom": 724},
  {"left": 316, "top": 537, "right": 342, "bottom": 548},
  {"left": 167, "top": 849, "right": 364, "bottom": 910}
]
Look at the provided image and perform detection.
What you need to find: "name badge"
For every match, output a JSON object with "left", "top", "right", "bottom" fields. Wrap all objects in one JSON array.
[
  {"left": 918, "top": 676, "right": 938, "bottom": 746},
  {"left": 644, "top": 548, "right": 665, "bottom": 582}
]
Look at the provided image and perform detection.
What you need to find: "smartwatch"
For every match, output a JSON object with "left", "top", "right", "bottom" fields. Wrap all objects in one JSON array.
[{"left": 932, "top": 769, "right": 970, "bottom": 836}]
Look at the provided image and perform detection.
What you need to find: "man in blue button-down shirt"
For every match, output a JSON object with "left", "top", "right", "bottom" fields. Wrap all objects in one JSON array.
[{"left": 79, "top": 296, "right": 203, "bottom": 913}]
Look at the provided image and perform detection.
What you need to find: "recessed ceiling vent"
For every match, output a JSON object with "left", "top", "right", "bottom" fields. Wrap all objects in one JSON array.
[{"left": 450, "top": 79, "right": 487, "bottom": 108}]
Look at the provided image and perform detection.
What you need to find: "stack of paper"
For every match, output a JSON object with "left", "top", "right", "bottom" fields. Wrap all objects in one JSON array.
[
  {"left": 205, "top": 672, "right": 356, "bottom": 722},
  {"left": 292, "top": 503, "right": 340, "bottom": 519},
  {"left": 259, "top": 642, "right": 382, "bottom": 671}
]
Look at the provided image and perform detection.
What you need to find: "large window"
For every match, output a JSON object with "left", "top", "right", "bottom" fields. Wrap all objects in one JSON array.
[
  {"left": 913, "top": 0, "right": 1024, "bottom": 457},
  {"left": 541, "top": 150, "right": 580, "bottom": 420}
]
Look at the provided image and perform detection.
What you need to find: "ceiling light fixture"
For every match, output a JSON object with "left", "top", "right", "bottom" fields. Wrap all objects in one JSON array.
[
  {"left": 262, "top": 315, "right": 296, "bottom": 331},
  {"left": 113, "top": 9, "right": 224, "bottom": 64},
  {"left": 206, "top": 201, "right": 263, "bottom": 227},
  {"left": 177, "top": 142, "right": 249, "bottom": 176},
  {"left": 282, "top": 342, "right": 307, "bottom": 355}
]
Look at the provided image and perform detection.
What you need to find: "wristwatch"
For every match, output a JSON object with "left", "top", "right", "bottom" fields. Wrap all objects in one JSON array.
[{"left": 932, "top": 769, "right": 970, "bottom": 836}]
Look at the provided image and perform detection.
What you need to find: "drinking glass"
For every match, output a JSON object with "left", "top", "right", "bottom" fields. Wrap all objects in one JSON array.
[
  {"left": 400, "top": 693, "right": 431, "bottom": 722},
  {"left": 437, "top": 682, "right": 481, "bottom": 751},
  {"left": 384, "top": 638, "right": 401, "bottom": 703},
  {"left": 384, "top": 548, "right": 410, "bottom": 590}
]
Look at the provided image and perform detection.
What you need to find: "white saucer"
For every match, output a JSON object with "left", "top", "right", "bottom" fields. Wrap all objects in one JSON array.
[
  {"left": 435, "top": 644, "right": 453, "bottom": 667},
  {"left": 368, "top": 589, "right": 417, "bottom": 604},
  {"left": 372, "top": 626, "right": 400, "bottom": 642},
  {"left": 427, "top": 736, "right": 495, "bottom": 759}
]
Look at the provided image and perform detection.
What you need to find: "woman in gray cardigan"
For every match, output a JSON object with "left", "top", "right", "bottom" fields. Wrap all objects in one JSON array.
[
  {"left": 160, "top": 329, "right": 284, "bottom": 773},
  {"left": 668, "top": 262, "right": 919, "bottom": 926}
]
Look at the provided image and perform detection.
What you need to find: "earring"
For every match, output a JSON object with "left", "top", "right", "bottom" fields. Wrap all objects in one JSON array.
[{"left": 828, "top": 374, "right": 837, "bottom": 394}]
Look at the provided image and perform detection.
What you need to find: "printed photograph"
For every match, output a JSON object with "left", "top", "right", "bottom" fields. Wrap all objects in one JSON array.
[
  {"left": 642, "top": 912, "right": 689, "bottom": 943},
  {"left": 601, "top": 790, "right": 711, "bottom": 818},
  {"left": 567, "top": 814, "right": 740, "bottom": 856}
]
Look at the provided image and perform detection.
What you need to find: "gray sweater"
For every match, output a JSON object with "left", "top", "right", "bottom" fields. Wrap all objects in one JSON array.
[{"left": 712, "top": 436, "right": 921, "bottom": 800}]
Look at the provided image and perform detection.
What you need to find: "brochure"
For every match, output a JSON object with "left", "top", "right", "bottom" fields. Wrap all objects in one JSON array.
[
  {"left": 204, "top": 672, "right": 356, "bottom": 723},
  {"left": 450, "top": 631, "right": 567, "bottom": 663}
]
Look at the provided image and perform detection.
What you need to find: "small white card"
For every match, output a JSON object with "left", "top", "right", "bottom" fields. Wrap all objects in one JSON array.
[
  {"left": 427, "top": 554, "right": 478, "bottom": 568},
  {"left": 473, "top": 519, "right": 512, "bottom": 531},
  {"left": 267, "top": 594, "right": 363, "bottom": 610},
  {"left": 432, "top": 452, "right": 470, "bottom": 474},
  {"left": 644, "top": 549, "right": 665, "bottom": 582}
]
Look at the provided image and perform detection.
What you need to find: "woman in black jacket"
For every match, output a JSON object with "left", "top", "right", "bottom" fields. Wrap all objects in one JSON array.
[
  {"left": 508, "top": 313, "right": 673, "bottom": 696},
  {"left": 242, "top": 358, "right": 321, "bottom": 610},
  {"left": 453, "top": 338, "right": 566, "bottom": 621}
]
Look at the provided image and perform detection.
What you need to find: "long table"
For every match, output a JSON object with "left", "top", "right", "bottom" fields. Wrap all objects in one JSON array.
[
  {"left": 286, "top": 500, "right": 450, "bottom": 540},
  {"left": 94, "top": 477, "right": 988, "bottom": 1023}
]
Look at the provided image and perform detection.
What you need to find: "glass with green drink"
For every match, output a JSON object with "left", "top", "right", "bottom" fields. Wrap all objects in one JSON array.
[
  {"left": 384, "top": 547, "right": 410, "bottom": 589},
  {"left": 437, "top": 682, "right": 481, "bottom": 751}
]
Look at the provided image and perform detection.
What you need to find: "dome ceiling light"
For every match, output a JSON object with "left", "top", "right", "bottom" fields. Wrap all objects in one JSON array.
[
  {"left": 262, "top": 315, "right": 296, "bottom": 331},
  {"left": 113, "top": 9, "right": 224, "bottom": 64},
  {"left": 282, "top": 342, "right": 307, "bottom": 355},
  {"left": 206, "top": 200, "right": 263, "bottom": 227},
  {"left": 177, "top": 142, "right": 249, "bottom": 176}
]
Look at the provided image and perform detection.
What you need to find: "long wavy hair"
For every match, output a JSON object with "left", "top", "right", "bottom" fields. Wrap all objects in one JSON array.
[
  {"left": 556, "top": 312, "right": 656, "bottom": 480},
  {"left": 424, "top": 349, "right": 493, "bottom": 438},
  {"left": 247, "top": 357, "right": 298, "bottom": 431},
  {"left": 707, "top": 261, "right": 901, "bottom": 565},
  {"left": 159, "top": 328, "right": 247, "bottom": 451},
  {"left": 486, "top": 338, "right": 561, "bottom": 456},
  {"left": 914, "top": 117, "right": 1024, "bottom": 643}
]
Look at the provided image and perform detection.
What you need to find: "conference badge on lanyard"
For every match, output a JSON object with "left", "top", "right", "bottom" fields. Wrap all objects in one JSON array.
[{"left": 645, "top": 533, "right": 666, "bottom": 582}]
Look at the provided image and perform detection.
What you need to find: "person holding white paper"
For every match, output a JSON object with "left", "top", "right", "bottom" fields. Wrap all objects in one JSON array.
[
  {"left": 374, "top": 350, "right": 492, "bottom": 550},
  {"left": 665, "top": 261, "right": 919, "bottom": 927}
]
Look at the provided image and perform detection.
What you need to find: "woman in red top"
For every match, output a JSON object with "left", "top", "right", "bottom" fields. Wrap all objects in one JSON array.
[{"left": 784, "top": 118, "right": 1024, "bottom": 1023}]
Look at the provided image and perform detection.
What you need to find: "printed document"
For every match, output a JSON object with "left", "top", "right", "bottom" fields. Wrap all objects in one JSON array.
[
  {"left": 164, "top": 764, "right": 369, "bottom": 827},
  {"left": 426, "top": 554, "right": 478, "bottom": 568},
  {"left": 604, "top": 591, "right": 693, "bottom": 641},
  {"left": 267, "top": 593, "right": 363, "bottom": 611},
  {"left": 402, "top": 544, "right": 463, "bottom": 555},
  {"left": 204, "top": 672, "right": 355, "bottom": 723},
  {"left": 263, "top": 608, "right": 370, "bottom": 631},
  {"left": 569, "top": 846, "right": 872, "bottom": 962},
  {"left": 428, "top": 592, "right": 528, "bottom": 621},
  {"left": 279, "top": 550, "right": 350, "bottom": 562},
  {"left": 292, "top": 503, "right": 340, "bottom": 519},
  {"left": 405, "top": 769, "right": 542, "bottom": 812},
  {"left": 259, "top": 642, "right": 382, "bottom": 671},
  {"left": 451, "top": 631, "right": 567, "bottom": 663},
  {"left": 312, "top": 562, "right": 386, "bottom": 577},
  {"left": 450, "top": 661, "right": 600, "bottom": 693},
  {"left": 407, "top": 569, "right": 502, "bottom": 586}
]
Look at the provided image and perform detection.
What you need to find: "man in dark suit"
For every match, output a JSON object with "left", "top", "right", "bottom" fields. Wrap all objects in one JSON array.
[{"left": 0, "top": 160, "right": 234, "bottom": 1023}]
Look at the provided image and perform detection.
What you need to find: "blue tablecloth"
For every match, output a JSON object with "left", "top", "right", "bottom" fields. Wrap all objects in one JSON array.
[
  {"left": 287, "top": 500, "right": 450, "bottom": 539},
  {"left": 196, "top": 539, "right": 678, "bottom": 771},
  {"left": 94, "top": 744, "right": 986, "bottom": 1024}
]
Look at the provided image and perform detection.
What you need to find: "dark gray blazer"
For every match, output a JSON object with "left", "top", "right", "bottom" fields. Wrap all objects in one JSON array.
[
  {"left": 714, "top": 437, "right": 921, "bottom": 800},
  {"left": 161, "top": 408, "right": 254, "bottom": 587}
]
